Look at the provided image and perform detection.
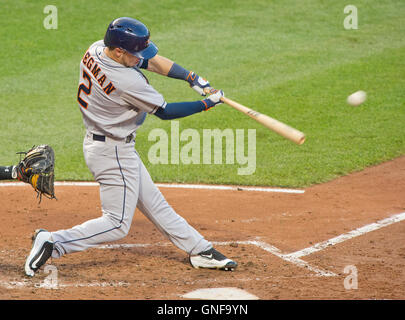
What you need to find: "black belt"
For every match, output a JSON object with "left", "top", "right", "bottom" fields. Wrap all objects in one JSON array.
[
  {"left": 92, "top": 134, "right": 106, "bottom": 142},
  {"left": 92, "top": 134, "right": 134, "bottom": 143}
]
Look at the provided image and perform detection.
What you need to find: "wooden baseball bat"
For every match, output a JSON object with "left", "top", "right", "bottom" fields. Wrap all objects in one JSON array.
[{"left": 204, "top": 88, "right": 306, "bottom": 145}]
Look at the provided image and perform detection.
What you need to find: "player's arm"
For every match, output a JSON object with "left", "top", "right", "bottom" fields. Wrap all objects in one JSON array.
[
  {"left": 154, "top": 90, "right": 224, "bottom": 120},
  {"left": 140, "top": 55, "right": 211, "bottom": 96},
  {"left": 143, "top": 54, "right": 173, "bottom": 76}
]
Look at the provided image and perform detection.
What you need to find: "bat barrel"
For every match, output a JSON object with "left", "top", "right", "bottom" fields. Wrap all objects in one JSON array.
[
  {"left": 221, "top": 96, "right": 306, "bottom": 145},
  {"left": 204, "top": 88, "right": 306, "bottom": 145}
]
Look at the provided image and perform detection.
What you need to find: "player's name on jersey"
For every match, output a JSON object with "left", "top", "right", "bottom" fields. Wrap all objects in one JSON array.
[{"left": 82, "top": 51, "right": 116, "bottom": 95}]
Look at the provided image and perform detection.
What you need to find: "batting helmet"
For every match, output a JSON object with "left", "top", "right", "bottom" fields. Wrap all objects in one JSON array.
[{"left": 104, "top": 17, "right": 158, "bottom": 59}]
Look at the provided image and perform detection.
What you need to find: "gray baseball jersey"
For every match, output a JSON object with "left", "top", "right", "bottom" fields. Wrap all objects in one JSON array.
[
  {"left": 78, "top": 40, "right": 167, "bottom": 139},
  {"left": 50, "top": 41, "right": 212, "bottom": 258}
]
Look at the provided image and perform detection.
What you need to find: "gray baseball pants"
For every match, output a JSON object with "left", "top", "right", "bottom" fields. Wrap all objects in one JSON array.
[{"left": 51, "top": 132, "right": 212, "bottom": 258}]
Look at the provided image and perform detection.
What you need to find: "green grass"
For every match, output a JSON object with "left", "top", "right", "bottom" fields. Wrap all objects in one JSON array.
[{"left": 0, "top": 0, "right": 404, "bottom": 187}]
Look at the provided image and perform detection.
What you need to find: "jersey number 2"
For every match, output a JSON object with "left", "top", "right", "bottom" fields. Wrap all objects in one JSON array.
[{"left": 77, "top": 70, "right": 92, "bottom": 109}]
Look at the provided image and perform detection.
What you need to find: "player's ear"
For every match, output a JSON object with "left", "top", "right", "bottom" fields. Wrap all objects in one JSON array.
[{"left": 115, "top": 48, "right": 125, "bottom": 57}]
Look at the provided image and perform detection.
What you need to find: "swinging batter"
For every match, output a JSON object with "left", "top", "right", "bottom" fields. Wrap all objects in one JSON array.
[{"left": 25, "top": 17, "right": 237, "bottom": 276}]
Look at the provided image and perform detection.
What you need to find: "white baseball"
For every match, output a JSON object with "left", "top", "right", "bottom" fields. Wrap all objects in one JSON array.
[{"left": 347, "top": 90, "right": 367, "bottom": 106}]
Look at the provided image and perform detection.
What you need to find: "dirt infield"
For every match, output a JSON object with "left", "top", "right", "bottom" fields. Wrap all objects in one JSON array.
[{"left": 0, "top": 156, "right": 404, "bottom": 300}]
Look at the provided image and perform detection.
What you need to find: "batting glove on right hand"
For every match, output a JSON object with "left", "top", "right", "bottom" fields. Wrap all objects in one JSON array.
[
  {"left": 186, "top": 72, "right": 211, "bottom": 96},
  {"left": 202, "top": 89, "right": 224, "bottom": 110}
]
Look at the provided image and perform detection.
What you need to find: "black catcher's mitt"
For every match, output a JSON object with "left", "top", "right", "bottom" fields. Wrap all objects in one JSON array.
[{"left": 16, "top": 145, "right": 56, "bottom": 201}]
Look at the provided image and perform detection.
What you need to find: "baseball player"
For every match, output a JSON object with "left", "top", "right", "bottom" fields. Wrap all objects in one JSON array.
[{"left": 25, "top": 17, "right": 237, "bottom": 277}]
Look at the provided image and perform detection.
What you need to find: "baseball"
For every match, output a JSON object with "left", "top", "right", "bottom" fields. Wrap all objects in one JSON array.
[{"left": 347, "top": 90, "right": 367, "bottom": 106}]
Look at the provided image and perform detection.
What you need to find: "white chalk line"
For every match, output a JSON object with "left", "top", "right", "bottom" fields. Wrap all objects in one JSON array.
[
  {"left": 0, "top": 241, "right": 332, "bottom": 291},
  {"left": 284, "top": 212, "right": 405, "bottom": 259},
  {"left": 98, "top": 212, "right": 405, "bottom": 277},
  {"left": 0, "top": 181, "right": 305, "bottom": 194},
  {"left": 7, "top": 211, "right": 402, "bottom": 288},
  {"left": 0, "top": 279, "right": 131, "bottom": 290},
  {"left": 97, "top": 240, "right": 335, "bottom": 277},
  {"left": 0, "top": 243, "right": 298, "bottom": 290},
  {"left": 0, "top": 275, "right": 274, "bottom": 291},
  {"left": 2, "top": 213, "right": 404, "bottom": 289}
]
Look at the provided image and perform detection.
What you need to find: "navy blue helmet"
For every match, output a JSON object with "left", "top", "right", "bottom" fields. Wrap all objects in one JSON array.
[{"left": 104, "top": 17, "right": 158, "bottom": 59}]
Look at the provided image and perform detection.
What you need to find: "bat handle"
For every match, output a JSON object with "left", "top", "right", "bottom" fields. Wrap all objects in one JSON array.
[
  {"left": 203, "top": 87, "right": 216, "bottom": 95},
  {"left": 204, "top": 87, "right": 225, "bottom": 102}
]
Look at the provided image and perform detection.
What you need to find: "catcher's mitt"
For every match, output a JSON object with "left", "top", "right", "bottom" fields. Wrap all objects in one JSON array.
[{"left": 16, "top": 145, "right": 56, "bottom": 202}]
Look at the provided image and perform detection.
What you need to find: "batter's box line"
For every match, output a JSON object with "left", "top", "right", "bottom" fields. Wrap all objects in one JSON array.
[
  {"left": 283, "top": 211, "right": 405, "bottom": 260},
  {"left": 96, "top": 211, "right": 405, "bottom": 278},
  {"left": 216, "top": 240, "right": 337, "bottom": 277},
  {"left": 0, "top": 278, "right": 131, "bottom": 290},
  {"left": 96, "top": 240, "right": 336, "bottom": 277},
  {"left": 4, "top": 213, "right": 403, "bottom": 290}
]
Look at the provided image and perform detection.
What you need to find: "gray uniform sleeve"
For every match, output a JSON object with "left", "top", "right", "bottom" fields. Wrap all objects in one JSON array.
[{"left": 121, "top": 75, "right": 167, "bottom": 114}]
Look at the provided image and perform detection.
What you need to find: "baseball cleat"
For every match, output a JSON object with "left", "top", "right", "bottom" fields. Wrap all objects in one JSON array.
[
  {"left": 24, "top": 229, "right": 53, "bottom": 277},
  {"left": 189, "top": 247, "right": 237, "bottom": 271}
]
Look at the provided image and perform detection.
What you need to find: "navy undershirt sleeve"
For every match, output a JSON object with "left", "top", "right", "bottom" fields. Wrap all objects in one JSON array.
[
  {"left": 167, "top": 63, "right": 189, "bottom": 80},
  {"left": 155, "top": 100, "right": 213, "bottom": 120}
]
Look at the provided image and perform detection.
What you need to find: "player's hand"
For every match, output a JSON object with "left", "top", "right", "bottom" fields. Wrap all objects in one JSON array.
[
  {"left": 202, "top": 89, "right": 224, "bottom": 110},
  {"left": 186, "top": 72, "right": 211, "bottom": 96}
]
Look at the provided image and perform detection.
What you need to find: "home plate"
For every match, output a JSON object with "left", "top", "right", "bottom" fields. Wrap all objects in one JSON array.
[{"left": 181, "top": 287, "right": 259, "bottom": 300}]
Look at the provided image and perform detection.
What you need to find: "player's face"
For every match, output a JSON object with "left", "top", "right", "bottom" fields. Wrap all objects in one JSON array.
[
  {"left": 107, "top": 48, "right": 140, "bottom": 68},
  {"left": 122, "top": 51, "right": 140, "bottom": 67}
]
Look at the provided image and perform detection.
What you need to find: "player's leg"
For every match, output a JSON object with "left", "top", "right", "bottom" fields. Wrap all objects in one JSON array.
[
  {"left": 135, "top": 152, "right": 211, "bottom": 255},
  {"left": 135, "top": 154, "right": 237, "bottom": 270},
  {"left": 26, "top": 140, "right": 141, "bottom": 275},
  {"left": 51, "top": 140, "right": 140, "bottom": 257},
  {"left": 51, "top": 184, "right": 136, "bottom": 257},
  {"left": 135, "top": 153, "right": 211, "bottom": 255}
]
